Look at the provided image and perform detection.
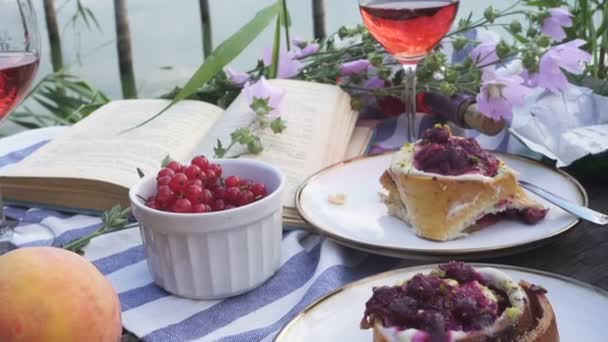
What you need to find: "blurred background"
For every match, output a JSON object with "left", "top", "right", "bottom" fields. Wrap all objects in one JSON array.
[{"left": 32, "top": 0, "right": 518, "bottom": 98}]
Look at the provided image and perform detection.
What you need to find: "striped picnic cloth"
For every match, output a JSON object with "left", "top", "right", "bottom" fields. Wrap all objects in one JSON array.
[
  {"left": 0, "top": 116, "right": 521, "bottom": 341},
  {"left": 0, "top": 126, "right": 411, "bottom": 342}
]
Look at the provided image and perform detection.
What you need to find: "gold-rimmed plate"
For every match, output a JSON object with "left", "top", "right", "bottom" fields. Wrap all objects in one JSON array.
[
  {"left": 295, "top": 153, "right": 586, "bottom": 260},
  {"left": 274, "top": 263, "right": 608, "bottom": 341}
]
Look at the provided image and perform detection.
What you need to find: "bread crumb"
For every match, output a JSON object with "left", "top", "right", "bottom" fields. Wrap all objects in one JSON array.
[{"left": 328, "top": 193, "right": 346, "bottom": 205}]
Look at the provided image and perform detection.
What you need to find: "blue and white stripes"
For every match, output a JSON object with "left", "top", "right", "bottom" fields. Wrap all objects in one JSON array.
[{"left": 1, "top": 127, "right": 407, "bottom": 342}]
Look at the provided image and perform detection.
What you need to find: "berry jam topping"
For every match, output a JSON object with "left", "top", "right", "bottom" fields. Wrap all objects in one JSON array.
[
  {"left": 478, "top": 207, "right": 549, "bottom": 226},
  {"left": 414, "top": 126, "right": 500, "bottom": 177},
  {"left": 362, "top": 262, "right": 510, "bottom": 342},
  {"left": 145, "top": 156, "right": 268, "bottom": 213}
]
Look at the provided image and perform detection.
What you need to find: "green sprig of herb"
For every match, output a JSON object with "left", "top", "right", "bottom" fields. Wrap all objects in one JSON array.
[{"left": 62, "top": 205, "right": 135, "bottom": 254}]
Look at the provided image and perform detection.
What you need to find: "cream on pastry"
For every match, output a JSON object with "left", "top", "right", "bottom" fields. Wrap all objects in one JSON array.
[{"left": 380, "top": 125, "right": 547, "bottom": 241}]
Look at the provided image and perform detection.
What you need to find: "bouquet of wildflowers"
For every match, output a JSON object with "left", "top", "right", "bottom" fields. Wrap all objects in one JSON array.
[{"left": 161, "top": 0, "right": 605, "bottom": 156}]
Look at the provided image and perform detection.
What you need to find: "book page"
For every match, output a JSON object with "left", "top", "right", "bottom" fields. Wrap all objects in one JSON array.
[
  {"left": 1, "top": 100, "right": 223, "bottom": 188},
  {"left": 345, "top": 125, "right": 374, "bottom": 160},
  {"left": 197, "top": 79, "right": 357, "bottom": 207}
]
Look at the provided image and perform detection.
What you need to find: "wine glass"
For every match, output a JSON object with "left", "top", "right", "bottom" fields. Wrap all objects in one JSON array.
[
  {"left": 359, "top": 0, "right": 459, "bottom": 141},
  {"left": 0, "top": 0, "right": 40, "bottom": 253}
]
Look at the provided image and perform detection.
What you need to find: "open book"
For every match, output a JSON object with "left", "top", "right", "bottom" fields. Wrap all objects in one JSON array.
[{"left": 0, "top": 79, "right": 373, "bottom": 226}]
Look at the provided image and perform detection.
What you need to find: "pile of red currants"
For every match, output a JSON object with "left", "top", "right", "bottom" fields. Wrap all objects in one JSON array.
[{"left": 146, "top": 156, "right": 268, "bottom": 213}]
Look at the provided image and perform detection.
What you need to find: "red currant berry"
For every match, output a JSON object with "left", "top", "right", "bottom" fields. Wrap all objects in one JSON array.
[
  {"left": 200, "top": 188, "right": 213, "bottom": 204},
  {"left": 172, "top": 198, "right": 192, "bottom": 213},
  {"left": 185, "top": 179, "right": 203, "bottom": 187},
  {"left": 166, "top": 161, "right": 182, "bottom": 172},
  {"left": 213, "top": 186, "right": 226, "bottom": 200},
  {"left": 191, "top": 156, "right": 209, "bottom": 170},
  {"left": 206, "top": 178, "right": 220, "bottom": 190},
  {"left": 239, "top": 178, "right": 254, "bottom": 189},
  {"left": 225, "top": 204, "right": 236, "bottom": 210},
  {"left": 225, "top": 186, "right": 240, "bottom": 204},
  {"left": 208, "top": 163, "right": 222, "bottom": 177},
  {"left": 203, "top": 204, "right": 213, "bottom": 212},
  {"left": 237, "top": 190, "right": 254, "bottom": 207},
  {"left": 185, "top": 184, "right": 203, "bottom": 203},
  {"left": 211, "top": 199, "right": 225, "bottom": 211},
  {"left": 146, "top": 197, "right": 158, "bottom": 209},
  {"left": 192, "top": 203, "right": 208, "bottom": 213},
  {"left": 205, "top": 169, "right": 217, "bottom": 185},
  {"left": 251, "top": 183, "right": 267, "bottom": 198},
  {"left": 157, "top": 167, "right": 175, "bottom": 179},
  {"left": 157, "top": 176, "right": 171, "bottom": 186},
  {"left": 169, "top": 173, "right": 188, "bottom": 193},
  {"left": 156, "top": 185, "right": 176, "bottom": 203},
  {"left": 224, "top": 175, "right": 240, "bottom": 188},
  {"left": 184, "top": 165, "right": 202, "bottom": 180}
]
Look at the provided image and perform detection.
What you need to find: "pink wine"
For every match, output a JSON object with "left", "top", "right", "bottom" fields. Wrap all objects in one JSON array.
[
  {"left": 360, "top": 0, "right": 459, "bottom": 63},
  {"left": 0, "top": 53, "right": 39, "bottom": 120}
]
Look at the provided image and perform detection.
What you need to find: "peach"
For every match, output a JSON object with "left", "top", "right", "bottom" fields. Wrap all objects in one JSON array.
[{"left": 0, "top": 247, "right": 122, "bottom": 342}]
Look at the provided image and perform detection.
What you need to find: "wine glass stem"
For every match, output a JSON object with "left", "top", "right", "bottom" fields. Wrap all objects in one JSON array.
[
  {"left": 0, "top": 189, "right": 13, "bottom": 254},
  {"left": 402, "top": 63, "right": 418, "bottom": 142}
]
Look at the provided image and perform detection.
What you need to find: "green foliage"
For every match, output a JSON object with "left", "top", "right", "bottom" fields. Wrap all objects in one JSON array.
[
  {"left": 63, "top": 205, "right": 135, "bottom": 253},
  {"left": 123, "top": 2, "right": 282, "bottom": 132},
  {"left": 10, "top": 72, "right": 109, "bottom": 129},
  {"left": 65, "top": 0, "right": 102, "bottom": 32}
]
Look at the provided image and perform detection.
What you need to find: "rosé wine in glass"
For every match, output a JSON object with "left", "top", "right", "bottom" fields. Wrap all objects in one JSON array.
[{"left": 359, "top": 0, "right": 459, "bottom": 141}]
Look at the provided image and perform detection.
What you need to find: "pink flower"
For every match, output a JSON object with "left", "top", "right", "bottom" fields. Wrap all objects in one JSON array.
[
  {"left": 340, "top": 59, "right": 370, "bottom": 75},
  {"left": 470, "top": 31, "right": 500, "bottom": 66},
  {"left": 224, "top": 67, "right": 249, "bottom": 85},
  {"left": 365, "top": 76, "right": 386, "bottom": 90},
  {"left": 542, "top": 8, "right": 572, "bottom": 42},
  {"left": 263, "top": 47, "right": 303, "bottom": 79},
  {"left": 242, "top": 77, "right": 285, "bottom": 117},
  {"left": 476, "top": 73, "right": 529, "bottom": 121},
  {"left": 535, "top": 39, "right": 592, "bottom": 93},
  {"left": 292, "top": 40, "right": 319, "bottom": 59}
]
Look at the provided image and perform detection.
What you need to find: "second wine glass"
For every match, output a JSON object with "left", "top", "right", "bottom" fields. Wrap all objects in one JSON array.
[
  {"left": 359, "top": 0, "right": 459, "bottom": 141},
  {"left": 0, "top": 0, "right": 41, "bottom": 254}
]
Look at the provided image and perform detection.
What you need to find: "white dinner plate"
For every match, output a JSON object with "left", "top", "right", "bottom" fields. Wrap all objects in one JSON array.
[
  {"left": 296, "top": 153, "right": 587, "bottom": 259},
  {"left": 275, "top": 264, "right": 608, "bottom": 342}
]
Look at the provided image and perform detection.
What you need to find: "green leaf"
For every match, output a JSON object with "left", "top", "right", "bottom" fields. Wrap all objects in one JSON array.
[
  {"left": 214, "top": 139, "right": 227, "bottom": 158},
  {"left": 122, "top": 3, "right": 280, "bottom": 133},
  {"left": 160, "top": 155, "right": 173, "bottom": 167},
  {"left": 270, "top": 16, "right": 282, "bottom": 79},
  {"left": 280, "top": 0, "right": 291, "bottom": 50}
]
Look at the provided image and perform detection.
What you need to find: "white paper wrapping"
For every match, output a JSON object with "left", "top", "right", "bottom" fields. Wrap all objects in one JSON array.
[{"left": 510, "top": 85, "right": 608, "bottom": 167}]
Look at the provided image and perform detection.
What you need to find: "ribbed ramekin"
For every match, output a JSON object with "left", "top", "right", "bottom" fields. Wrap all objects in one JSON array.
[{"left": 129, "top": 158, "right": 285, "bottom": 299}]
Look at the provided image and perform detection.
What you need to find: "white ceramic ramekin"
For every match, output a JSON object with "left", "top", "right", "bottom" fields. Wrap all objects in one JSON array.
[{"left": 129, "top": 158, "right": 285, "bottom": 299}]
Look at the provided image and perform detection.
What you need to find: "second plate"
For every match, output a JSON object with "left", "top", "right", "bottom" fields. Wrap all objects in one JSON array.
[{"left": 296, "top": 153, "right": 586, "bottom": 259}]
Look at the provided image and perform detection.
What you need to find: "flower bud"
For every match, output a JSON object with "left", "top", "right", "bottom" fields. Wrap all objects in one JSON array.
[
  {"left": 496, "top": 41, "right": 511, "bottom": 59},
  {"left": 484, "top": 7, "right": 497, "bottom": 23},
  {"left": 526, "top": 27, "right": 538, "bottom": 37},
  {"left": 368, "top": 53, "right": 384, "bottom": 67},
  {"left": 536, "top": 35, "right": 552, "bottom": 48},
  {"left": 338, "top": 26, "right": 349, "bottom": 39},
  {"left": 509, "top": 20, "right": 522, "bottom": 34},
  {"left": 452, "top": 36, "right": 469, "bottom": 52},
  {"left": 522, "top": 51, "right": 539, "bottom": 73}
]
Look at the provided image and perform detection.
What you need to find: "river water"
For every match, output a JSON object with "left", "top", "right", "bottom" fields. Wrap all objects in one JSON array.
[{"left": 32, "top": 0, "right": 518, "bottom": 99}]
